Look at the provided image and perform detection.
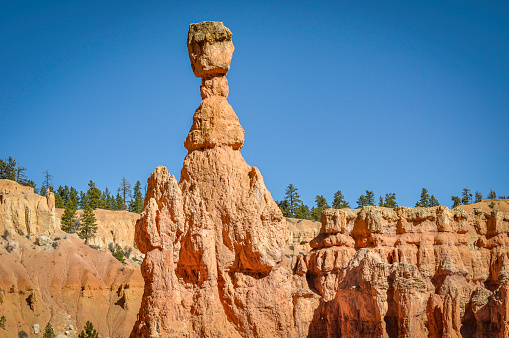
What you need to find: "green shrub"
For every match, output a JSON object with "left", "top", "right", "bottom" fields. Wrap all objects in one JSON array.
[
  {"left": 78, "top": 321, "right": 98, "bottom": 338},
  {"left": 111, "top": 245, "right": 126, "bottom": 265},
  {"left": 43, "top": 322, "right": 55, "bottom": 338}
]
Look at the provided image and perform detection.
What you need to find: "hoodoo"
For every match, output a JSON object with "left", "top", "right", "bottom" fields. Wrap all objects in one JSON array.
[{"left": 131, "top": 21, "right": 294, "bottom": 337}]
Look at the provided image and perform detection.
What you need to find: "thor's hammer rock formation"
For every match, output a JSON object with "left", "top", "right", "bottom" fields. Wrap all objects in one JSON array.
[{"left": 131, "top": 21, "right": 295, "bottom": 337}]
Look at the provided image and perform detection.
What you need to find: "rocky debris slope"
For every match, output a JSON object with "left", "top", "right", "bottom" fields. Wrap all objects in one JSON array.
[
  {"left": 0, "top": 179, "right": 144, "bottom": 337},
  {"left": 131, "top": 21, "right": 293, "bottom": 337},
  {"left": 0, "top": 230, "right": 143, "bottom": 337}
]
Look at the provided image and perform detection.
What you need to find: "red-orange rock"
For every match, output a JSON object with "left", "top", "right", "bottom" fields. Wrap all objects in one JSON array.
[
  {"left": 303, "top": 206, "right": 509, "bottom": 337},
  {"left": 132, "top": 21, "right": 293, "bottom": 337},
  {"left": 132, "top": 20, "right": 509, "bottom": 338}
]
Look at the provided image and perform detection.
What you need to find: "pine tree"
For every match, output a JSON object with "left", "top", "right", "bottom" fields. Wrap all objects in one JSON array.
[
  {"left": 461, "top": 188, "right": 472, "bottom": 205},
  {"left": 429, "top": 195, "right": 440, "bottom": 207},
  {"left": 415, "top": 188, "right": 430, "bottom": 207},
  {"left": 111, "top": 244, "right": 126, "bottom": 264},
  {"left": 107, "top": 194, "right": 117, "bottom": 210},
  {"left": 115, "top": 193, "right": 124, "bottom": 211},
  {"left": 332, "top": 190, "right": 349, "bottom": 209},
  {"left": 118, "top": 177, "right": 132, "bottom": 210},
  {"left": 284, "top": 184, "right": 302, "bottom": 217},
  {"left": 277, "top": 200, "right": 290, "bottom": 217},
  {"left": 310, "top": 195, "right": 330, "bottom": 221},
  {"left": 378, "top": 196, "right": 384, "bottom": 207},
  {"left": 54, "top": 193, "right": 65, "bottom": 208},
  {"left": 357, "top": 190, "right": 375, "bottom": 208},
  {"left": 86, "top": 180, "right": 102, "bottom": 209},
  {"left": 61, "top": 200, "right": 77, "bottom": 233},
  {"left": 79, "top": 191, "right": 88, "bottom": 209},
  {"left": 356, "top": 195, "right": 368, "bottom": 208},
  {"left": 43, "top": 322, "right": 55, "bottom": 338},
  {"left": 69, "top": 187, "right": 79, "bottom": 207},
  {"left": 365, "top": 191, "right": 375, "bottom": 206},
  {"left": 102, "top": 187, "right": 112, "bottom": 210},
  {"left": 0, "top": 157, "right": 17, "bottom": 180},
  {"left": 15, "top": 165, "right": 28, "bottom": 185},
  {"left": 78, "top": 203, "right": 98, "bottom": 245},
  {"left": 56, "top": 186, "right": 69, "bottom": 206},
  {"left": 474, "top": 191, "right": 483, "bottom": 203},
  {"left": 78, "top": 321, "right": 98, "bottom": 338},
  {"left": 488, "top": 189, "right": 497, "bottom": 200},
  {"left": 451, "top": 196, "right": 461, "bottom": 208},
  {"left": 129, "top": 181, "right": 144, "bottom": 214},
  {"left": 383, "top": 193, "right": 397, "bottom": 208},
  {"left": 295, "top": 204, "right": 310, "bottom": 220},
  {"left": 40, "top": 169, "right": 54, "bottom": 196}
]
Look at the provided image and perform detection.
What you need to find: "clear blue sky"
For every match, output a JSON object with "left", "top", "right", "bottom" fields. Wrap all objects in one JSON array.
[{"left": 1, "top": 0, "right": 508, "bottom": 208}]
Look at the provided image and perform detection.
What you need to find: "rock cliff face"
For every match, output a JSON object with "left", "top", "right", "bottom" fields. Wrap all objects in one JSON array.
[
  {"left": 132, "top": 21, "right": 509, "bottom": 337},
  {"left": 55, "top": 208, "right": 143, "bottom": 261},
  {"left": 300, "top": 206, "right": 509, "bottom": 337},
  {"left": 0, "top": 232, "right": 143, "bottom": 337},
  {"left": 0, "top": 179, "right": 143, "bottom": 337},
  {"left": 0, "top": 179, "right": 56, "bottom": 235}
]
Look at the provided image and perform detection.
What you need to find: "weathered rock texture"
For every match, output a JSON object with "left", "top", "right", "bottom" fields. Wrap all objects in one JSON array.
[
  {"left": 301, "top": 206, "right": 509, "bottom": 337},
  {"left": 131, "top": 21, "right": 293, "bottom": 338},
  {"left": 55, "top": 208, "right": 143, "bottom": 261},
  {"left": 285, "top": 218, "right": 321, "bottom": 269},
  {"left": 0, "top": 180, "right": 143, "bottom": 338},
  {"left": 0, "top": 179, "right": 57, "bottom": 235},
  {"left": 132, "top": 21, "right": 509, "bottom": 337}
]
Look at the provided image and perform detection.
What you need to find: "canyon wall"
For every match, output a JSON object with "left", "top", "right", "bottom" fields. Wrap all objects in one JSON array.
[
  {"left": 55, "top": 208, "right": 143, "bottom": 261},
  {"left": 298, "top": 206, "right": 509, "bottom": 337},
  {"left": 0, "top": 179, "right": 143, "bottom": 337}
]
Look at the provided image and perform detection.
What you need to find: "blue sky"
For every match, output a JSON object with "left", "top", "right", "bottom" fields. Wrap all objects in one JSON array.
[{"left": 1, "top": 0, "right": 508, "bottom": 208}]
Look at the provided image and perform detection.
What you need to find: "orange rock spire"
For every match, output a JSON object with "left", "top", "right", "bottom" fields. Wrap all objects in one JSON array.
[{"left": 131, "top": 22, "right": 293, "bottom": 337}]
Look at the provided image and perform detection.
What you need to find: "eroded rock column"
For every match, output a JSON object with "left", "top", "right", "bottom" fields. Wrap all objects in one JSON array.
[{"left": 131, "top": 21, "right": 294, "bottom": 337}]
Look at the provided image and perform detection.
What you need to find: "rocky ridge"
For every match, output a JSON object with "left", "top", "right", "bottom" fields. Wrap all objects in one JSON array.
[{"left": 132, "top": 21, "right": 509, "bottom": 337}]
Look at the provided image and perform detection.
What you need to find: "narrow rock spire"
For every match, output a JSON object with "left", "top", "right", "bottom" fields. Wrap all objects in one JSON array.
[{"left": 184, "top": 21, "right": 245, "bottom": 152}]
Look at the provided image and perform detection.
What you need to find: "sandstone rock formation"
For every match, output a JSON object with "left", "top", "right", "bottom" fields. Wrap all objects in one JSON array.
[
  {"left": 131, "top": 21, "right": 294, "bottom": 337},
  {"left": 301, "top": 206, "right": 509, "bottom": 337},
  {"left": 0, "top": 179, "right": 56, "bottom": 235},
  {"left": 0, "top": 231, "right": 143, "bottom": 337},
  {"left": 55, "top": 208, "right": 143, "bottom": 261},
  {"left": 0, "top": 179, "right": 144, "bottom": 337},
  {"left": 132, "top": 21, "right": 509, "bottom": 337},
  {"left": 285, "top": 218, "right": 321, "bottom": 269}
]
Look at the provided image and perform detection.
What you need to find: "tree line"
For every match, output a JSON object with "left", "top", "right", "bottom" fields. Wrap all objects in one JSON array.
[
  {"left": 277, "top": 184, "right": 506, "bottom": 221},
  {"left": 450, "top": 188, "right": 505, "bottom": 208},
  {"left": 1, "top": 157, "right": 144, "bottom": 213}
]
